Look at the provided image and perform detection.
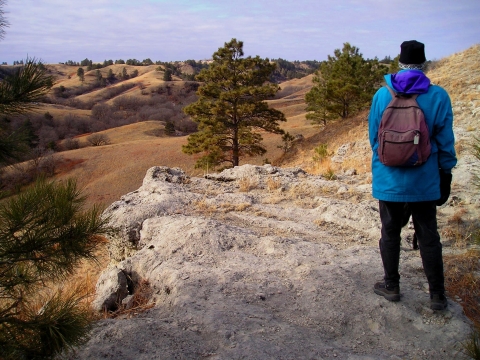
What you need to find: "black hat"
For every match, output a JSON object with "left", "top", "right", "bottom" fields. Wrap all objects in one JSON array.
[{"left": 399, "top": 40, "right": 426, "bottom": 65}]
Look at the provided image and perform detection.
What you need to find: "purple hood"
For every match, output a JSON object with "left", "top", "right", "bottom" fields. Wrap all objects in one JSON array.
[{"left": 386, "top": 70, "right": 431, "bottom": 94}]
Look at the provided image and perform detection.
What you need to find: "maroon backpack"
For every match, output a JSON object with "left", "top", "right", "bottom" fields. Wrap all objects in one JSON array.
[{"left": 377, "top": 85, "right": 431, "bottom": 167}]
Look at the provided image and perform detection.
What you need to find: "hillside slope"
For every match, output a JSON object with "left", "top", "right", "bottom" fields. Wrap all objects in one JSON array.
[
  {"left": 49, "top": 70, "right": 318, "bottom": 208},
  {"left": 64, "top": 45, "right": 480, "bottom": 359}
]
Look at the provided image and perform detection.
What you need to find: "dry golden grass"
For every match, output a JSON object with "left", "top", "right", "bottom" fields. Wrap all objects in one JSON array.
[
  {"left": 444, "top": 250, "right": 480, "bottom": 327},
  {"left": 103, "top": 279, "right": 155, "bottom": 319},
  {"left": 54, "top": 124, "right": 203, "bottom": 209},
  {"left": 37, "top": 46, "right": 479, "bottom": 325},
  {"left": 238, "top": 176, "right": 259, "bottom": 192},
  {"left": 307, "top": 157, "right": 334, "bottom": 175},
  {"left": 193, "top": 197, "right": 217, "bottom": 215},
  {"left": 427, "top": 44, "right": 480, "bottom": 103},
  {"left": 441, "top": 208, "right": 477, "bottom": 248},
  {"left": 266, "top": 176, "right": 282, "bottom": 192}
]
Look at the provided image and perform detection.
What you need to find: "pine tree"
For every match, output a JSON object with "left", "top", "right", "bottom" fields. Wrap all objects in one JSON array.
[
  {"left": 305, "top": 43, "right": 386, "bottom": 125},
  {"left": 107, "top": 68, "right": 115, "bottom": 82},
  {"left": 121, "top": 67, "right": 129, "bottom": 80},
  {"left": 76, "top": 67, "right": 85, "bottom": 83},
  {"left": 163, "top": 68, "right": 172, "bottom": 81},
  {"left": 0, "top": 179, "right": 112, "bottom": 359},
  {"left": 0, "top": 7, "right": 112, "bottom": 357},
  {"left": 0, "top": 59, "right": 54, "bottom": 116},
  {"left": 183, "top": 39, "right": 286, "bottom": 169},
  {"left": 164, "top": 121, "right": 175, "bottom": 136}
]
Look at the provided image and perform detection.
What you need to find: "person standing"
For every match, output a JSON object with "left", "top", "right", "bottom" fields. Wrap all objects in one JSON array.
[{"left": 368, "top": 40, "right": 457, "bottom": 310}]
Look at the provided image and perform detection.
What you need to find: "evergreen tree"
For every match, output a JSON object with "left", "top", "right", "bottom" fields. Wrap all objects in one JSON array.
[
  {"left": 20, "top": 118, "right": 38, "bottom": 148},
  {"left": 0, "top": 179, "right": 112, "bottom": 359},
  {"left": 389, "top": 54, "right": 400, "bottom": 73},
  {"left": 95, "top": 69, "right": 103, "bottom": 82},
  {"left": 121, "top": 67, "right": 128, "bottom": 80},
  {"left": 164, "top": 121, "right": 175, "bottom": 136},
  {"left": 305, "top": 43, "right": 386, "bottom": 125},
  {"left": 76, "top": 67, "right": 85, "bottom": 83},
  {"left": 80, "top": 58, "right": 90, "bottom": 67},
  {"left": 163, "top": 68, "right": 172, "bottom": 81},
  {"left": 0, "top": 59, "right": 54, "bottom": 116},
  {"left": 183, "top": 39, "right": 286, "bottom": 168},
  {"left": 0, "top": 8, "right": 111, "bottom": 357},
  {"left": 107, "top": 68, "right": 115, "bottom": 82}
]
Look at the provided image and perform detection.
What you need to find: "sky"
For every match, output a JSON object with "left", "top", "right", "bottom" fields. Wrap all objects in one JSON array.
[{"left": 1, "top": 0, "right": 479, "bottom": 64}]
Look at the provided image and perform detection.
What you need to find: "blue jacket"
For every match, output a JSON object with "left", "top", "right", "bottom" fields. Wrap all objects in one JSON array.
[{"left": 368, "top": 70, "right": 457, "bottom": 202}]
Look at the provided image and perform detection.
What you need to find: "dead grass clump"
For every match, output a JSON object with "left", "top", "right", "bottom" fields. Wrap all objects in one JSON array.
[
  {"left": 307, "top": 157, "right": 336, "bottom": 175},
  {"left": 449, "top": 208, "right": 468, "bottom": 225},
  {"left": 288, "top": 182, "right": 316, "bottom": 199},
  {"left": 294, "top": 198, "right": 317, "bottom": 209},
  {"left": 455, "top": 139, "right": 467, "bottom": 155},
  {"left": 220, "top": 202, "right": 251, "bottom": 212},
  {"left": 238, "top": 176, "right": 259, "bottom": 192},
  {"left": 262, "top": 194, "right": 284, "bottom": 205},
  {"left": 104, "top": 279, "right": 154, "bottom": 319},
  {"left": 443, "top": 213, "right": 479, "bottom": 249},
  {"left": 266, "top": 176, "right": 282, "bottom": 192},
  {"left": 194, "top": 198, "right": 217, "bottom": 214},
  {"left": 444, "top": 250, "right": 480, "bottom": 327}
]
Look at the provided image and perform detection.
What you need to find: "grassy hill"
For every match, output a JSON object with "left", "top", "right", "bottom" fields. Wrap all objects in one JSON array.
[
  {"left": 0, "top": 60, "right": 316, "bottom": 208},
  {"left": 2, "top": 45, "right": 479, "bottom": 209}
]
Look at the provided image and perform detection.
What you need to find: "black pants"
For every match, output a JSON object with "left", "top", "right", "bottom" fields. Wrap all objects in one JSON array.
[{"left": 379, "top": 200, "right": 444, "bottom": 295}]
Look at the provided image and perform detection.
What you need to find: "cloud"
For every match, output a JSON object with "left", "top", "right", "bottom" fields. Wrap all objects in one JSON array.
[{"left": 1, "top": 0, "right": 479, "bottom": 64}]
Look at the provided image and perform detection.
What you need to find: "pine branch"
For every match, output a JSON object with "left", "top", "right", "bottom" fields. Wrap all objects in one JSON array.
[{"left": 0, "top": 59, "right": 54, "bottom": 115}]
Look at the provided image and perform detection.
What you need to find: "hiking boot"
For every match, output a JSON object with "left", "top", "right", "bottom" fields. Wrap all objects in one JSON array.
[
  {"left": 374, "top": 282, "right": 400, "bottom": 302},
  {"left": 430, "top": 294, "right": 448, "bottom": 310}
]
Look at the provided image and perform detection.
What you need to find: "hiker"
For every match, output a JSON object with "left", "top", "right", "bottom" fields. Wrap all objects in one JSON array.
[{"left": 368, "top": 40, "right": 457, "bottom": 310}]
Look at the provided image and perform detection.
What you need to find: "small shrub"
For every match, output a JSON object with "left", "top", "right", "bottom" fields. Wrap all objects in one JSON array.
[
  {"left": 164, "top": 121, "right": 175, "bottom": 136},
  {"left": 86, "top": 133, "right": 110, "bottom": 146},
  {"left": 313, "top": 143, "right": 329, "bottom": 162},
  {"left": 63, "top": 137, "right": 80, "bottom": 150},
  {"left": 323, "top": 167, "right": 337, "bottom": 180},
  {"left": 278, "top": 132, "right": 296, "bottom": 154}
]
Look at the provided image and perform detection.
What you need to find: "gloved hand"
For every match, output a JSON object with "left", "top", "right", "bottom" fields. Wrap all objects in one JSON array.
[{"left": 436, "top": 169, "right": 452, "bottom": 206}]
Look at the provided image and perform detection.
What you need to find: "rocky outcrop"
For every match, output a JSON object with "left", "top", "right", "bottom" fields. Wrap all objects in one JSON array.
[{"left": 71, "top": 164, "right": 473, "bottom": 360}]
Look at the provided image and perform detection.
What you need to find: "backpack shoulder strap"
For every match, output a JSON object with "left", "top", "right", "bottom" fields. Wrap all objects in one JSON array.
[{"left": 385, "top": 85, "right": 396, "bottom": 98}]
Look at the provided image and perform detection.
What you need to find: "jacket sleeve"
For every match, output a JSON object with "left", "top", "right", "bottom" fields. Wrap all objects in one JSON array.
[
  {"left": 368, "top": 87, "right": 390, "bottom": 150},
  {"left": 430, "top": 87, "right": 457, "bottom": 171}
]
